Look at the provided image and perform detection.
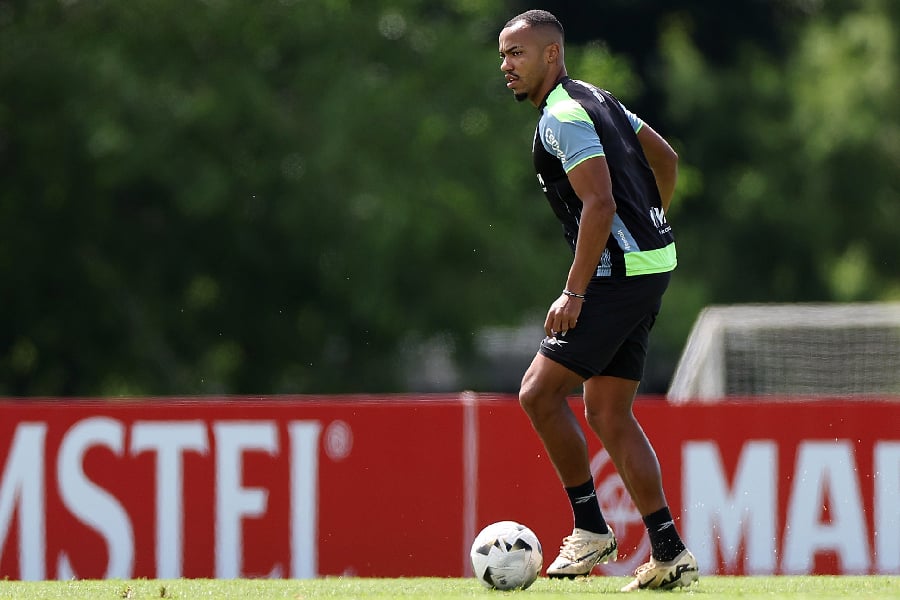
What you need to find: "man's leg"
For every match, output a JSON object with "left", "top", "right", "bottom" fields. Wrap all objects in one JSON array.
[
  {"left": 582, "top": 376, "right": 665, "bottom": 515},
  {"left": 519, "top": 353, "right": 618, "bottom": 577},
  {"left": 583, "top": 375, "right": 698, "bottom": 591},
  {"left": 519, "top": 353, "right": 589, "bottom": 486}
]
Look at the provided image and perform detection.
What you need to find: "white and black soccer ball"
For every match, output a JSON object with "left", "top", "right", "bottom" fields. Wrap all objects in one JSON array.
[{"left": 470, "top": 521, "right": 543, "bottom": 590}]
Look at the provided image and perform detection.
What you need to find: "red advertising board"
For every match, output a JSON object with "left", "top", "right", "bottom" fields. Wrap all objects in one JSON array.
[
  {"left": 0, "top": 395, "right": 897, "bottom": 580},
  {"left": 476, "top": 398, "right": 900, "bottom": 577}
]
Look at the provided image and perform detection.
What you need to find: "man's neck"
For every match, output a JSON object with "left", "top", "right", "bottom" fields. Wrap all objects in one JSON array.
[{"left": 531, "top": 67, "right": 568, "bottom": 108}]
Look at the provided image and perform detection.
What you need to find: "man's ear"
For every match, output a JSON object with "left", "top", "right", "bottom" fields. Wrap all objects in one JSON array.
[{"left": 546, "top": 42, "right": 560, "bottom": 63}]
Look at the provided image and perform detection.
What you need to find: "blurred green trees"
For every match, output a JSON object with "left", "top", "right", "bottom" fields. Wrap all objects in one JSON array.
[
  {"left": 1, "top": 0, "right": 897, "bottom": 396},
  {"left": 650, "top": 0, "right": 900, "bottom": 363}
]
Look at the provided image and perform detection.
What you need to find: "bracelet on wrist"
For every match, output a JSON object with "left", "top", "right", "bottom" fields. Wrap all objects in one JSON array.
[{"left": 563, "top": 289, "right": 586, "bottom": 300}]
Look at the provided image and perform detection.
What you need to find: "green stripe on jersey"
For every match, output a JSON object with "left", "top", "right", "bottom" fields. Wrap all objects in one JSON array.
[
  {"left": 546, "top": 87, "right": 591, "bottom": 124},
  {"left": 624, "top": 242, "right": 677, "bottom": 275}
]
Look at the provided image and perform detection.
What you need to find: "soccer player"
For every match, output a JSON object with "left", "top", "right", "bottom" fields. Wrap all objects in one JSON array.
[{"left": 497, "top": 10, "right": 698, "bottom": 591}]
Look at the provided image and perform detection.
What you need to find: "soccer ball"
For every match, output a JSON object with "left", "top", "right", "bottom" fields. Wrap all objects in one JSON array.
[{"left": 470, "top": 521, "right": 543, "bottom": 590}]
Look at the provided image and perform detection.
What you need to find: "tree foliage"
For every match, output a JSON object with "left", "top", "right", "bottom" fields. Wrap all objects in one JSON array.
[
  {"left": 1, "top": 0, "right": 556, "bottom": 394},
  {"left": 656, "top": 0, "right": 900, "bottom": 309},
  {"left": 1, "top": 0, "right": 898, "bottom": 396}
]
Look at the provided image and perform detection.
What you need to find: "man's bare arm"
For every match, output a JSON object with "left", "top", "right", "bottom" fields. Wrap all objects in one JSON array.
[{"left": 637, "top": 124, "right": 678, "bottom": 213}]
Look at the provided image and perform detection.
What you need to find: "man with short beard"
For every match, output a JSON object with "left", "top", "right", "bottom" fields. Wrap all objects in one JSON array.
[{"left": 497, "top": 9, "right": 698, "bottom": 592}]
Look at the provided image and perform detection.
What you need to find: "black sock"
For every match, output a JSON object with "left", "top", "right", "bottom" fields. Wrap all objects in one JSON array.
[
  {"left": 565, "top": 478, "right": 608, "bottom": 534},
  {"left": 644, "top": 507, "right": 686, "bottom": 562}
]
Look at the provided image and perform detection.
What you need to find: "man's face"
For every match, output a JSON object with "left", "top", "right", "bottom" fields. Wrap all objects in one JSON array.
[{"left": 498, "top": 22, "right": 552, "bottom": 104}]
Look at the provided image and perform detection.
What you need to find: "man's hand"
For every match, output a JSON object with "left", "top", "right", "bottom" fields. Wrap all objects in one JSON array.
[{"left": 544, "top": 293, "right": 584, "bottom": 337}]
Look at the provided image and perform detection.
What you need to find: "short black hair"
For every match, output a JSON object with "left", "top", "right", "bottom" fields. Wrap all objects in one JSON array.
[{"left": 504, "top": 9, "right": 564, "bottom": 41}]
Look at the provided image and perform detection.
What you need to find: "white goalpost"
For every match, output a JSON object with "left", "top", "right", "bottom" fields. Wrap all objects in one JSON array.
[{"left": 667, "top": 302, "right": 900, "bottom": 403}]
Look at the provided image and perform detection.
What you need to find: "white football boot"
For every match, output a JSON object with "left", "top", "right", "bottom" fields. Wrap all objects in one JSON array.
[
  {"left": 546, "top": 527, "right": 617, "bottom": 578},
  {"left": 621, "top": 548, "right": 699, "bottom": 591}
]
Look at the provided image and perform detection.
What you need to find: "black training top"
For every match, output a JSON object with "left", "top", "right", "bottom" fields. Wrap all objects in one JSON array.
[{"left": 532, "top": 76, "right": 676, "bottom": 278}]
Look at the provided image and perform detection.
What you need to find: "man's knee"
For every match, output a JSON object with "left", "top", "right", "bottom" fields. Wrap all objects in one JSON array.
[
  {"left": 519, "top": 374, "right": 566, "bottom": 422},
  {"left": 585, "top": 402, "right": 634, "bottom": 439},
  {"left": 583, "top": 378, "right": 640, "bottom": 433},
  {"left": 518, "top": 376, "right": 543, "bottom": 419},
  {"left": 584, "top": 403, "right": 608, "bottom": 435},
  {"left": 519, "top": 355, "right": 582, "bottom": 420}
]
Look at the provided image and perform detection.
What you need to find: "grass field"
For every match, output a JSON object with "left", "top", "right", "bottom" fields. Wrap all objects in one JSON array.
[{"left": 0, "top": 576, "right": 898, "bottom": 600}]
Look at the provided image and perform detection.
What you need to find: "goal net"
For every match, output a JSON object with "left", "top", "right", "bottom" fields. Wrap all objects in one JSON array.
[{"left": 667, "top": 302, "right": 900, "bottom": 403}]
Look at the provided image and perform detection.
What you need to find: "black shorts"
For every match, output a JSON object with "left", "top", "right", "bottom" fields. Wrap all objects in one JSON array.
[{"left": 538, "top": 272, "right": 671, "bottom": 381}]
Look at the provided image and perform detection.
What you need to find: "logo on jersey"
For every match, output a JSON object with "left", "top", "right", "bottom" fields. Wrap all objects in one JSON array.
[
  {"left": 574, "top": 79, "right": 607, "bottom": 104},
  {"left": 544, "top": 127, "right": 566, "bottom": 162},
  {"left": 650, "top": 207, "right": 672, "bottom": 235},
  {"left": 595, "top": 249, "right": 612, "bottom": 277}
]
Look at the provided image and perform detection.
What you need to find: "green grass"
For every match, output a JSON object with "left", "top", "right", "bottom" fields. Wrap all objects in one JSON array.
[{"left": 0, "top": 576, "right": 898, "bottom": 600}]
